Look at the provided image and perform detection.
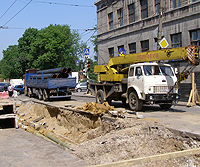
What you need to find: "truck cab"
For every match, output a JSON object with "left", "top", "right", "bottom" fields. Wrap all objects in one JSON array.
[{"left": 127, "top": 63, "right": 179, "bottom": 110}]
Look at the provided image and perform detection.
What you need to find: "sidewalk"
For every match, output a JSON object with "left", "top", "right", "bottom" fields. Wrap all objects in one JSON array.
[{"left": 0, "top": 128, "right": 89, "bottom": 167}]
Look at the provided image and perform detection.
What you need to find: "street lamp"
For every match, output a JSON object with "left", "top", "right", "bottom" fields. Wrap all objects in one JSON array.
[{"left": 0, "top": 26, "right": 8, "bottom": 29}]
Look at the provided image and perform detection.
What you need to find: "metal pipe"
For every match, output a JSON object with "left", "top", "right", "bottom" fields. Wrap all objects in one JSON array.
[
  {"left": 30, "top": 73, "right": 58, "bottom": 79},
  {"left": 37, "top": 67, "right": 67, "bottom": 74}
]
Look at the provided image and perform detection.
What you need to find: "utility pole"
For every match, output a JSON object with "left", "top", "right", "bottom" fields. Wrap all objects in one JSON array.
[{"left": 157, "top": 0, "right": 163, "bottom": 50}]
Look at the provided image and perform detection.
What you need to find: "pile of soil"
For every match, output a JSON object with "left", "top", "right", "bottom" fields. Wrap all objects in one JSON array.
[{"left": 14, "top": 101, "right": 200, "bottom": 166}]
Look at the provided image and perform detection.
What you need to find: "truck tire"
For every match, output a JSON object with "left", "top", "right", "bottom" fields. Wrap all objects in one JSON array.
[
  {"left": 28, "top": 88, "right": 32, "bottom": 97},
  {"left": 128, "top": 91, "right": 143, "bottom": 111},
  {"left": 43, "top": 89, "right": 49, "bottom": 101},
  {"left": 24, "top": 86, "right": 28, "bottom": 96},
  {"left": 38, "top": 89, "right": 43, "bottom": 100},
  {"left": 159, "top": 104, "right": 172, "bottom": 110},
  {"left": 96, "top": 89, "right": 104, "bottom": 104}
]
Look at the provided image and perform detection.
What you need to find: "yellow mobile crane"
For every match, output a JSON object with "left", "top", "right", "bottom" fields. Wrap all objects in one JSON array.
[{"left": 88, "top": 46, "right": 199, "bottom": 111}]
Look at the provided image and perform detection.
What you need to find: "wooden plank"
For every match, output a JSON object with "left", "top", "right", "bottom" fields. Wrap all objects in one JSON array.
[
  {"left": 0, "top": 114, "right": 16, "bottom": 119},
  {"left": 88, "top": 148, "right": 200, "bottom": 167}
]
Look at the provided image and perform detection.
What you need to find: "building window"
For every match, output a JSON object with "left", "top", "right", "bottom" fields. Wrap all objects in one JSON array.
[
  {"left": 171, "top": 33, "right": 182, "bottom": 48},
  {"left": 190, "top": 0, "right": 197, "bottom": 3},
  {"left": 108, "top": 47, "right": 114, "bottom": 58},
  {"left": 128, "top": 3, "right": 135, "bottom": 23},
  {"left": 108, "top": 12, "right": 113, "bottom": 30},
  {"left": 141, "top": 40, "right": 149, "bottom": 52},
  {"left": 190, "top": 29, "right": 200, "bottom": 46},
  {"left": 117, "top": 8, "right": 123, "bottom": 27},
  {"left": 170, "top": 0, "right": 180, "bottom": 9},
  {"left": 155, "top": 0, "right": 160, "bottom": 14},
  {"left": 129, "top": 43, "right": 136, "bottom": 54},
  {"left": 140, "top": 0, "right": 148, "bottom": 19}
]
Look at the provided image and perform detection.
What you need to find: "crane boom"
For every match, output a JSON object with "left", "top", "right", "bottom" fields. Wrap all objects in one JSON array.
[{"left": 95, "top": 46, "right": 199, "bottom": 82}]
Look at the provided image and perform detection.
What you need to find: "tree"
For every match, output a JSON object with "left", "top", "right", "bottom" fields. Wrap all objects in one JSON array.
[
  {"left": 0, "top": 45, "right": 23, "bottom": 79},
  {"left": 0, "top": 24, "right": 86, "bottom": 79},
  {"left": 30, "top": 24, "right": 86, "bottom": 70},
  {"left": 18, "top": 28, "right": 38, "bottom": 71}
]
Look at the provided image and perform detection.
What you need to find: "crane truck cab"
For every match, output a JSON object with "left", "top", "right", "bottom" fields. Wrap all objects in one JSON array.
[{"left": 127, "top": 62, "right": 179, "bottom": 111}]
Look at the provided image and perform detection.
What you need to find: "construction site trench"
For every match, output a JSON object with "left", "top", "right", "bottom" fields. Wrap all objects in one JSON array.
[{"left": 3, "top": 99, "right": 200, "bottom": 166}]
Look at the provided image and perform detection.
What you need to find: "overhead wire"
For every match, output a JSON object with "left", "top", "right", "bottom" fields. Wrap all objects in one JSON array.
[
  {"left": 2, "top": 0, "right": 33, "bottom": 26},
  {"left": 0, "top": 0, "right": 18, "bottom": 20},
  {"left": 34, "top": 1, "right": 95, "bottom": 8}
]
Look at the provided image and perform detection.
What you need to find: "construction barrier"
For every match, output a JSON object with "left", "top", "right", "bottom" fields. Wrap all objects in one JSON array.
[{"left": 0, "top": 92, "right": 9, "bottom": 99}]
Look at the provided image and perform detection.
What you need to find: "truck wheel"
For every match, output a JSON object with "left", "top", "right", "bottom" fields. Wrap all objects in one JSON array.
[
  {"left": 38, "top": 89, "right": 43, "bottom": 100},
  {"left": 24, "top": 86, "right": 28, "bottom": 96},
  {"left": 43, "top": 89, "right": 49, "bottom": 101},
  {"left": 96, "top": 89, "right": 104, "bottom": 104},
  {"left": 28, "top": 88, "right": 32, "bottom": 97},
  {"left": 128, "top": 91, "right": 143, "bottom": 111},
  {"left": 159, "top": 104, "right": 172, "bottom": 110}
]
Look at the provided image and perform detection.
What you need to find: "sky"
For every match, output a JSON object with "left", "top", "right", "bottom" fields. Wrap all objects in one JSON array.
[{"left": 0, "top": 0, "right": 97, "bottom": 60}]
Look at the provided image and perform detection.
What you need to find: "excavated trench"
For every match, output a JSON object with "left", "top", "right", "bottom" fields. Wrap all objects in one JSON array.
[{"left": 16, "top": 101, "right": 200, "bottom": 166}]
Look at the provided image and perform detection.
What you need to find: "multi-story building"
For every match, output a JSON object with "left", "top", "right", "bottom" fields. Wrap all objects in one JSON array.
[{"left": 94, "top": 0, "right": 200, "bottom": 101}]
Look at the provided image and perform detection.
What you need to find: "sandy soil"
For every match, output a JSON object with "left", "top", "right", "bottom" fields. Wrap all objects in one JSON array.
[{"left": 9, "top": 100, "right": 200, "bottom": 166}]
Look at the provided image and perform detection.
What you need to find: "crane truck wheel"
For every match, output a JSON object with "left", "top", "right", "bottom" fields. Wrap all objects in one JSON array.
[
  {"left": 128, "top": 91, "right": 143, "bottom": 111},
  {"left": 159, "top": 104, "right": 172, "bottom": 110},
  {"left": 96, "top": 89, "right": 104, "bottom": 104}
]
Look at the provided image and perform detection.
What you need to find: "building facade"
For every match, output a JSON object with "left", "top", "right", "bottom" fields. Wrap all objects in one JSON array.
[
  {"left": 94, "top": 0, "right": 200, "bottom": 63},
  {"left": 94, "top": 0, "right": 200, "bottom": 101}
]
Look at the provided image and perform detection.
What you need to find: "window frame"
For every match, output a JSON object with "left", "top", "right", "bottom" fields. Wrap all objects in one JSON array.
[
  {"left": 155, "top": 0, "right": 160, "bottom": 14},
  {"left": 190, "top": 29, "right": 200, "bottom": 46},
  {"left": 117, "top": 8, "right": 123, "bottom": 27},
  {"left": 108, "top": 12, "right": 114, "bottom": 30},
  {"left": 171, "top": 33, "right": 182, "bottom": 48},
  {"left": 141, "top": 40, "right": 149, "bottom": 52},
  {"left": 170, "top": 0, "right": 180, "bottom": 9},
  {"left": 129, "top": 43, "right": 136, "bottom": 54},
  {"left": 108, "top": 47, "right": 114, "bottom": 58},
  {"left": 128, "top": 3, "right": 135, "bottom": 23},
  {"left": 140, "top": 0, "right": 148, "bottom": 19}
]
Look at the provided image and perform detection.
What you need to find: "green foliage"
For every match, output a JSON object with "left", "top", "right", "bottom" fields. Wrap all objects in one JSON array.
[
  {"left": 0, "top": 24, "right": 87, "bottom": 79},
  {"left": 0, "top": 45, "right": 24, "bottom": 79}
]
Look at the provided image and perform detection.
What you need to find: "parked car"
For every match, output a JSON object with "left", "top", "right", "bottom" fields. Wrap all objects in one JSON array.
[
  {"left": 75, "top": 82, "right": 87, "bottom": 92},
  {"left": 0, "top": 82, "right": 9, "bottom": 92},
  {"left": 14, "top": 85, "right": 24, "bottom": 94}
]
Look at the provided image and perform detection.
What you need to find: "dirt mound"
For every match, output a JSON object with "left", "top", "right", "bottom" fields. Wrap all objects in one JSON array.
[{"left": 16, "top": 101, "right": 200, "bottom": 166}]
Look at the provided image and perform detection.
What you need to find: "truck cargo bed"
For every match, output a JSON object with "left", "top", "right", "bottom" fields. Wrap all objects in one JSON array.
[{"left": 26, "top": 77, "right": 76, "bottom": 89}]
